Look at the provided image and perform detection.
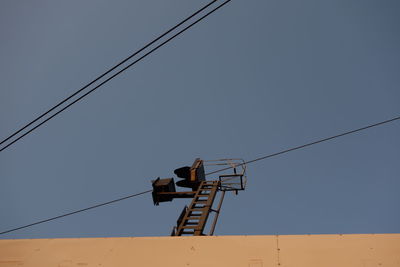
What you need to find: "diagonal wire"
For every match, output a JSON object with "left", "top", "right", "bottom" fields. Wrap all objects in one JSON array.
[
  {"left": 0, "top": 0, "right": 231, "bottom": 152},
  {"left": 206, "top": 116, "right": 400, "bottom": 176},
  {"left": 1, "top": 115, "right": 398, "bottom": 235},
  {"left": 0, "top": 189, "right": 152, "bottom": 236}
]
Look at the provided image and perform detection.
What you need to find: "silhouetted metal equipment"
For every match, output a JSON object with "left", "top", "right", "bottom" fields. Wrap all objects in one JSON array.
[
  {"left": 175, "top": 158, "right": 206, "bottom": 190},
  {"left": 151, "top": 178, "right": 175, "bottom": 205},
  {"left": 152, "top": 158, "right": 247, "bottom": 236},
  {"left": 152, "top": 178, "right": 195, "bottom": 205}
]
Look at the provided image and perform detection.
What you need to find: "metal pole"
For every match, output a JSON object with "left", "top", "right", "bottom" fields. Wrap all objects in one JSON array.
[{"left": 208, "top": 190, "right": 226, "bottom": 236}]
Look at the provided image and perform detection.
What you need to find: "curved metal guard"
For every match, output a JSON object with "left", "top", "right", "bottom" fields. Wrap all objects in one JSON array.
[
  {"left": 204, "top": 158, "right": 247, "bottom": 192},
  {"left": 153, "top": 158, "right": 248, "bottom": 236}
]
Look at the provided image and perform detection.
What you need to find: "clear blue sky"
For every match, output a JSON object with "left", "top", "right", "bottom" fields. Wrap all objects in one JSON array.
[{"left": 1, "top": 0, "right": 399, "bottom": 239}]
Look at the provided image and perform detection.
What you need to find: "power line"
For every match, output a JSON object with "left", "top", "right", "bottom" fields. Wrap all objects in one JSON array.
[
  {"left": 0, "top": 189, "right": 152, "bottom": 236},
  {"left": 0, "top": 0, "right": 232, "bottom": 237},
  {"left": 1, "top": 116, "right": 398, "bottom": 235},
  {"left": 206, "top": 116, "right": 400, "bottom": 175},
  {"left": 0, "top": 0, "right": 231, "bottom": 152}
]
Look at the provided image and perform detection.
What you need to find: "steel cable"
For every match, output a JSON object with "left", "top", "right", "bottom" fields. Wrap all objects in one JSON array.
[
  {"left": 0, "top": 190, "right": 152, "bottom": 236},
  {"left": 0, "top": 0, "right": 231, "bottom": 152},
  {"left": 206, "top": 116, "right": 400, "bottom": 175}
]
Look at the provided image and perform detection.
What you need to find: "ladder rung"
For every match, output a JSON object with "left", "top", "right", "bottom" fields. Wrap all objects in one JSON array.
[
  {"left": 184, "top": 222, "right": 198, "bottom": 225},
  {"left": 188, "top": 215, "right": 203, "bottom": 218},
  {"left": 184, "top": 218, "right": 200, "bottom": 224},
  {"left": 185, "top": 216, "right": 200, "bottom": 220},
  {"left": 186, "top": 216, "right": 201, "bottom": 220},
  {"left": 181, "top": 225, "right": 198, "bottom": 229},
  {"left": 192, "top": 203, "right": 206, "bottom": 207},
  {"left": 174, "top": 180, "right": 219, "bottom": 236},
  {"left": 194, "top": 199, "right": 208, "bottom": 202},
  {"left": 192, "top": 207, "right": 206, "bottom": 210}
]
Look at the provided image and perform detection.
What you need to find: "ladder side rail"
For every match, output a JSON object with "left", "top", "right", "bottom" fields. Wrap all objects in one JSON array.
[
  {"left": 193, "top": 181, "right": 219, "bottom": 236},
  {"left": 208, "top": 190, "right": 226, "bottom": 236}
]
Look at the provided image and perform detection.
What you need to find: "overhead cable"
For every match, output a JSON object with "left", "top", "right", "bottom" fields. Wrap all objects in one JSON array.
[
  {"left": 1, "top": 115, "right": 399, "bottom": 235},
  {"left": 206, "top": 116, "right": 400, "bottom": 175},
  {"left": 0, "top": 0, "right": 231, "bottom": 152},
  {"left": 0, "top": 189, "right": 152, "bottom": 236}
]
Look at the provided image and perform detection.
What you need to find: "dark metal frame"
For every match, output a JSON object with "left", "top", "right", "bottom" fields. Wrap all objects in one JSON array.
[{"left": 153, "top": 158, "right": 247, "bottom": 236}]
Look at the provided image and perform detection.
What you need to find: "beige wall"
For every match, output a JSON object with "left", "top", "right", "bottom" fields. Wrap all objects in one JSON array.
[{"left": 1, "top": 234, "right": 399, "bottom": 266}]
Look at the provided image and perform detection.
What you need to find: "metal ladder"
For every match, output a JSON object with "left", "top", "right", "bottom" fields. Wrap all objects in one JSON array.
[{"left": 174, "top": 180, "right": 219, "bottom": 236}]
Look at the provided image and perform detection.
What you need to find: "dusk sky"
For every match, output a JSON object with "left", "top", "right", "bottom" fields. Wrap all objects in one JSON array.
[{"left": 1, "top": 0, "right": 399, "bottom": 239}]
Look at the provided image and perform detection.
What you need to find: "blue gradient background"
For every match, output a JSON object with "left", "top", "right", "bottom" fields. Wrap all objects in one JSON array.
[{"left": 0, "top": 0, "right": 399, "bottom": 239}]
